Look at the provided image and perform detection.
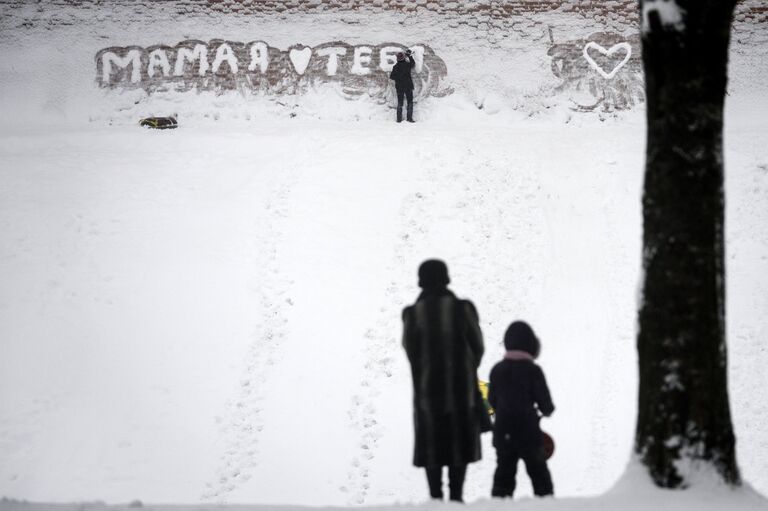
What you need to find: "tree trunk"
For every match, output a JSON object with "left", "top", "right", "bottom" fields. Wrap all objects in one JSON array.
[{"left": 635, "top": 0, "right": 740, "bottom": 488}]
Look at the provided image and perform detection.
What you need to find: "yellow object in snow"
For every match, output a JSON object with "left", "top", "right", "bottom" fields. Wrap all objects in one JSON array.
[{"left": 478, "top": 379, "right": 494, "bottom": 415}]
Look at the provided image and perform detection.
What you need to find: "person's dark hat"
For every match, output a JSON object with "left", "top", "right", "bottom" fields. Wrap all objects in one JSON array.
[
  {"left": 396, "top": 52, "right": 405, "bottom": 61},
  {"left": 503, "top": 321, "right": 541, "bottom": 358},
  {"left": 418, "top": 259, "right": 450, "bottom": 289}
]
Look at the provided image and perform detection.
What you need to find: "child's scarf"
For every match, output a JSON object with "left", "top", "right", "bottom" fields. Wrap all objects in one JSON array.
[{"left": 505, "top": 350, "right": 534, "bottom": 361}]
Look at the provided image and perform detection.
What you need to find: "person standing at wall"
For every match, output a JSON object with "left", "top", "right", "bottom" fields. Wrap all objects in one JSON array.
[
  {"left": 389, "top": 50, "right": 416, "bottom": 123},
  {"left": 402, "top": 259, "right": 485, "bottom": 502}
]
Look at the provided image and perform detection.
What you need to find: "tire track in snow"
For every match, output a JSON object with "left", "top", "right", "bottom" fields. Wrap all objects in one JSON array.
[{"left": 202, "top": 159, "right": 300, "bottom": 502}]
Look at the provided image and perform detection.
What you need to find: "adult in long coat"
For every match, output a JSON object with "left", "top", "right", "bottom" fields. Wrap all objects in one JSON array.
[{"left": 402, "top": 259, "right": 484, "bottom": 502}]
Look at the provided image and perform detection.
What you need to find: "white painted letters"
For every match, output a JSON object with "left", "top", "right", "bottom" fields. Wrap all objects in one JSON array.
[
  {"left": 102, "top": 50, "right": 141, "bottom": 83},
  {"left": 410, "top": 46, "right": 425, "bottom": 73},
  {"left": 174, "top": 44, "right": 209, "bottom": 77},
  {"left": 96, "top": 40, "right": 448, "bottom": 99},
  {"left": 147, "top": 49, "right": 171, "bottom": 78},
  {"left": 379, "top": 46, "right": 404, "bottom": 72},
  {"left": 212, "top": 43, "right": 238, "bottom": 74},
  {"left": 317, "top": 47, "right": 347, "bottom": 76},
  {"left": 248, "top": 42, "right": 269, "bottom": 74},
  {"left": 351, "top": 46, "right": 372, "bottom": 75}
]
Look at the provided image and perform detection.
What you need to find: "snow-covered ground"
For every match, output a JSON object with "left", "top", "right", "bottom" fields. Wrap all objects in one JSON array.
[{"left": 1, "top": 3, "right": 767, "bottom": 511}]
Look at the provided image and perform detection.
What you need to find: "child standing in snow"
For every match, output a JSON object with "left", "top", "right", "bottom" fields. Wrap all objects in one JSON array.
[{"left": 488, "top": 321, "right": 555, "bottom": 498}]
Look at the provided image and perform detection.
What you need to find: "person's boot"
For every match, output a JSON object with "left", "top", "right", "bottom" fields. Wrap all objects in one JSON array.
[
  {"left": 426, "top": 466, "right": 443, "bottom": 500},
  {"left": 448, "top": 465, "right": 466, "bottom": 503},
  {"left": 407, "top": 118, "right": 415, "bottom": 123}
]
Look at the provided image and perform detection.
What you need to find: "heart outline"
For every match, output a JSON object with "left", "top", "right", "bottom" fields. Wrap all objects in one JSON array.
[
  {"left": 582, "top": 42, "right": 632, "bottom": 80},
  {"left": 289, "top": 46, "right": 312, "bottom": 75}
]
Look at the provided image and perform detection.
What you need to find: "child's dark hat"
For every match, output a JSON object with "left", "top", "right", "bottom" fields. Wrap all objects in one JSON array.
[{"left": 503, "top": 321, "right": 541, "bottom": 358}]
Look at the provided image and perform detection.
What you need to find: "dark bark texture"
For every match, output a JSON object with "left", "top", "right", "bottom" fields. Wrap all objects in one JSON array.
[{"left": 636, "top": 0, "right": 740, "bottom": 488}]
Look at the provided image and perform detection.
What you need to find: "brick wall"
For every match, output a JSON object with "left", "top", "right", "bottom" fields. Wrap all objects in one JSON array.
[
  {"left": 149, "top": 0, "right": 768, "bottom": 25},
  {"left": 1, "top": 0, "right": 761, "bottom": 115},
  {"left": 207, "top": 0, "right": 766, "bottom": 24},
  {"left": 2, "top": 0, "right": 766, "bottom": 27}
]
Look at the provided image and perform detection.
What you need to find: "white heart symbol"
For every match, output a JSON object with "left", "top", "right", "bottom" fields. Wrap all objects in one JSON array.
[
  {"left": 582, "top": 42, "right": 632, "bottom": 79},
  {"left": 289, "top": 46, "right": 312, "bottom": 75}
]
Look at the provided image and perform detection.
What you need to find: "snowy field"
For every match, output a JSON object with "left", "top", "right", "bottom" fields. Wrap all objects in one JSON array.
[
  {"left": 2, "top": 104, "right": 767, "bottom": 507},
  {"left": 1, "top": 4, "right": 768, "bottom": 511}
]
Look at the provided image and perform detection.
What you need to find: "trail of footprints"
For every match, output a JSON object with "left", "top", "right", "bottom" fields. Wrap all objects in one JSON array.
[
  {"left": 202, "top": 166, "right": 298, "bottom": 502},
  {"left": 202, "top": 139, "right": 550, "bottom": 503},
  {"left": 345, "top": 143, "right": 549, "bottom": 503},
  {"left": 344, "top": 183, "right": 430, "bottom": 504}
]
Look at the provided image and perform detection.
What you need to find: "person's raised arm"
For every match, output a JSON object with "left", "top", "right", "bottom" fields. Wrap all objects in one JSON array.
[{"left": 406, "top": 49, "right": 416, "bottom": 69}]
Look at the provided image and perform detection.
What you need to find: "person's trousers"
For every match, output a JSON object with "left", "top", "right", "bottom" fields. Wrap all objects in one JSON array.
[
  {"left": 425, "top": 464, "right": 467, "bottom": 502},
  {"left": 396, "top": 87, "right": 414, "bottom": 122},
  {"left": 491, "top": 441, "right": 553, "bottom": 498}
]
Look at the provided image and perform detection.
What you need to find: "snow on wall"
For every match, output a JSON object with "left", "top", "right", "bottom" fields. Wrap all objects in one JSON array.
[
  {"left": 92, "top": 30, "right": 647, "bottom": 111},
  {"left": 548, "top": 31, "right": 642, "bottom": 111},
  {"left": 96, "top": 40, "right": 449, "bottom": 101},
  {"left": 0, "top": 0, "right": 765, "bottom": 124}
]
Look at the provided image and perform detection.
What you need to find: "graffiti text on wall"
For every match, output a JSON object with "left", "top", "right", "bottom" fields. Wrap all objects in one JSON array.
[
  {"left": 548, "top": 32, "right": 643, "bottom": 111},
  {"left": 96, "top": 40, "right": 450, "bottom": 100}
]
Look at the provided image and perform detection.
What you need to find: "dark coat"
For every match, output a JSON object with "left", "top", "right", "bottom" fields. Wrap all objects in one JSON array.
[
  {"left": 402, "top": 288, "right": 484, "bottom": 467},
  {"left": 390, "top": 57, "right": 415, "bottom": 91},
  {"left": 488, "top": 359, "right": 554, "bottom": 449}
]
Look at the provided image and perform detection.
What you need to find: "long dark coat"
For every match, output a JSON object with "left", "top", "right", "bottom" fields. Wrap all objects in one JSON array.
[
  {"left": 488, "top": 359, "right": 554, "bottom": 449},
  {"left": 402, "top": 288, "right": 484, "bottom": 467}
]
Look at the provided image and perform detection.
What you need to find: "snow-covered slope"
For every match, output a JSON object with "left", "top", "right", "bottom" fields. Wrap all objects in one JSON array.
[{"left": 0, "top": 2, "right": 767, "bottom": 508}]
